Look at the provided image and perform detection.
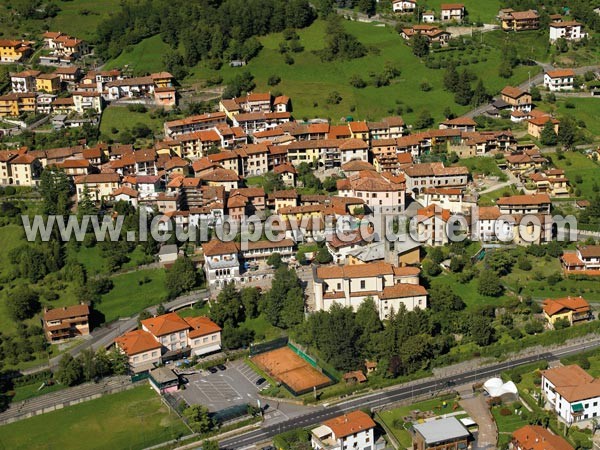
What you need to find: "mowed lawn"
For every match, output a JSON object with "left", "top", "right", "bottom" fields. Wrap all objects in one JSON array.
[
  {"left": 99, "top": 105, "right": 165, "bottom": 139},
  {"left": 184, "top": 19, "right": 535, "bottom": 124},
  {"left": 550, "top": 151, "right": 600, "bottom": 199},
  {"left": 0, "top": 0, "right": 121, "bottom": 41},
  {"left": 0, "top": 386, "right": 189, "bottom": 450},
  {"left": 104, "top": 34, "right": 171, "bottom": 75},
  {"left": 424, "top": 0, "right": 501, "bottom": 23},
  {"left": 551, "top": 98, "right": 600, "bottom": 138},
  {"left": 96, "top": 269, "right": 168, "bottom": 322}
]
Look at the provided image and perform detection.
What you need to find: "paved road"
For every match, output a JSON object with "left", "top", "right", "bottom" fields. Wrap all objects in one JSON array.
[
  {"left": 216, "top": 337, "right": 600, "bottom": 449},
  {"left": 23, "top": 289, "right": 208, "bottom": 375},
  {"left": 463, "top": 64, "right": 600, "bottom": 119}
]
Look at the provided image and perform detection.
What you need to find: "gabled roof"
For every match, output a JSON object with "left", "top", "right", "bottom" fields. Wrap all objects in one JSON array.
[
  {"left": 321, "top": 411, "right": 376, "bottom": 438},
  {"left": 542, "top": 296, "right": 590, "bottom": 316},
  {"left": 142, "top": 312, "right": 190, "bottom": 337},
  {"left": 512, "top": 425, "right": 573, "bottom": 450},
  {"left": 202, "top": 239, "right": 240, "bottom": 257},
  {"left": 44, "top": 304, "right": 90, "bottom": 321},
  {"left": 501, "top": 86, "right": 528, "bottom": 99},
  {"left": 185, "top": 316, "right": 222, "bottom": 339},
  {"left": 496, "top": 194, "right": 551, "bottom": 206},
  {"left": 546, "top": 69, "right": 575, "bottom": 78},
  {"left": 541, "top": 365, "right": 600, "bottom": 403},
  {"left": 115, "top": 329, "right": 161, "bottom": 356}
]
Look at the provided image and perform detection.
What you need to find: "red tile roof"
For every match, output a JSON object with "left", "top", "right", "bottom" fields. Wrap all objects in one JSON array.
[
  {"left": 115, "top": 329, "right": 161, "bottom": 356},
  {"left": 322, "top": 411, "right": 376, "bottom": 438},
  {"left": 142, "top": 312, "right": 190, "bottom": 337}
]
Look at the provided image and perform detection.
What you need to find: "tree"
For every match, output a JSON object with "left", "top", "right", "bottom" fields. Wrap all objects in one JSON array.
[
  {"left": 77, "top": 184, "right": 97, "bottom": 217},
  {"left": 530, "top": 85, "right": 541, "bottom": 101},
  {"left": 429, "top": 285, "right": 465, "bottom": 313},
  {"left": 557, "top": 116, "right": 577, "bottom": 150},
  {"left": 183, "top": 405, "right": 213, "bottom": 433},
  {"left": 349, "top": 74, "right": 367, "bottom": 88},
  {"left": 156, "top": 303, "right": 166, "bottom": 315},
  {"left": 7, "top": 286, "right": 41, "bottom": 321},
  {"left": 357, "top": 0, "right": 376, "bottom": 16},
  {"left": 411, "top": 34, "right": 430, "bottom": 58},
  {"left": 241, "top": 287, "right": 261, "bottom": 319},
  {"left": 477, "top": 270, "right": 503, "bottom": 297},
  {"left": 210, "top": 282, "right": 244, "bottom": 327},
  {"left": 498, "top": 60, "right": 513, "bottom": 78},
  {"left": 414, "top": 109, "right": 434, "bottom": 130},
  {"left": 517, "top": 255, "right": 532, "bottom": 271},
  {"left": 471, "top": 79, "right": 490, "bottom": 107},
  {"left": 355, "top": 298, "right": 382, "bottom": 356},
  {"left": 470, "top": 315, "right": 495, "bottom": 346},
  {"left": 428, "top": 247, "right": 444, "bottom": 264},
  {"left": 443, "top": 64, "right": 459, "bottom": 92},
  {"left": 165, "top": 256, "right": 198, "bottom": 298},
  {"left": 267, "top": 252, "right": 284, "bottom": 269},
  {"left": 55, "top": 354, "right": 83, "bottom": 386},
  {"left": 202, "top": 440, "right": 220, "bottom": 450},
  {"left": 264, "top": 267, "right": 303, "bottom": 328},
  {"left": 454, "top": 70, "right": 473, "bottom": 106},
  {"left": 222, "top": 326, "right": 255, "bottom": 349},
  {"left": 315, "top": 246, "right": 333, "bottom": 264},
  {"left": 78, "top": 348, "right": 97, "bottom": 382},
  {"left": 262, "top": 171, "right": 285, "bottom": 193},
  {"left": 540, "top": 120, "right": 558, "bottom": 146},
  {"left": 39, "top": 167, "right": 72, "bottom": 215}
]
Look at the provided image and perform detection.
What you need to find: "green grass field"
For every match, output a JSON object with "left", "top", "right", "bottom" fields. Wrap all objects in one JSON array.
[
  {"left": 478, "top": 185, "right": 520, "bottom": 206},
  {"left": 0, "top": 386, "right": 189, "bottom": 450},
  {"left": 104, "top": 34, "right": 171, "bottom": 75},
  {"left": 537, "top": 98, "right": 600, "bottom": 139},
  {"left": 0, "top": 0, "right": 121, "bottom": 41},
  {"left": 96, "top": 269, "right": 168, "bottom": 322},
  {"left": 549, "top": 151, "right": 600, "bottom": 199},
  {"left": 173, "top": 19, "right": 535, "bottom": 123},
  {"left": 424, "top": 0, "right": 501, "bottom": 23},
  {"left": 99, "top": 105, "right": 165, "bottom": 142},
  {"left": 457, "top": 157, "right": 506, "bottom": 179}
]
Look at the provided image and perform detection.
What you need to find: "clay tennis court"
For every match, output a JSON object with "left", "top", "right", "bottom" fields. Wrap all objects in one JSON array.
[{"left": 252, "top": 346, "right": 331, "bottom": 394}]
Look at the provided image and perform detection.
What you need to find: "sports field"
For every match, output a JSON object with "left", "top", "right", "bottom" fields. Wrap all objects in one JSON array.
[{"left": 252, "top": 346, "right": 331, "bottom": 394}]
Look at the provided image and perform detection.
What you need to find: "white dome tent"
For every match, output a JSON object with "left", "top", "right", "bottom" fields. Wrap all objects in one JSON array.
[{"left": 483, "top": 377, "right": 518, "bottom": 398}]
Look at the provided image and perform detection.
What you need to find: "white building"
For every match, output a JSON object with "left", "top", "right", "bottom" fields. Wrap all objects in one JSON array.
[
  {"left": 441, "top": 3, "right": 465, "bottom": 22},
  {"left": 549, "top": 21, "right": 586, "bottom": 42},
  {"left": 392, "top": 0, "right": 416, "bottom": 13},
  {"left": 541, "top": 365, "right": 600, "bottom": 423},
  {"left": 311, "top": 410, "right": 378, "bottom": 450},
  {"left": 202, "top": 240, "right": 241, "bottom": 288},
  {"left": 312, "top": 261, "right": 427, "bottom": 320},
  {"left": 544, "top": 69, "right": 575, "bottom": 92}
]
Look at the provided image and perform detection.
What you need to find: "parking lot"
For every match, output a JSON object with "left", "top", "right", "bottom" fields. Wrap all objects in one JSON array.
[{"left": 174, "top": 360, "right": 266, "bottom": 412}]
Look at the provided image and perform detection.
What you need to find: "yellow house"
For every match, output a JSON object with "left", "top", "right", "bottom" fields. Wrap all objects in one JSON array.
[
  {"left": 528, "top": 116, "right": 560, "bottom": 139},
  {"left": 36, "top": 73, "right": 61, "bottom": 93},
  {"left": 0, "top": 39, "right": 32, "bottom": 62},
  {"left": 348, "top": 121, "right": 370, "bottom": 140},
  {"left": 150, "top": 72, "right": 174, "bottom": 88},
  {"left": 542, "top": 296, "right": 591, "bottom": 328},
  {"left": 0, "top": 93, "right": 36, "bottom": 117}
]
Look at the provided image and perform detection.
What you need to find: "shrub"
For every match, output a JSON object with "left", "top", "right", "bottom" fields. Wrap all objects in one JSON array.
[{"left": 267, "top": 75, "right": 281, "bottom": 86}]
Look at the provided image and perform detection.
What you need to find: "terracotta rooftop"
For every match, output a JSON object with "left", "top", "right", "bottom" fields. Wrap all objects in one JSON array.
[
  {"left": 115, "top": 329, "right": 161, "bottom": 356},
  {"left": 142, "top": 312, "right": 190, "bottom": 337},
  {"left": 542, "top": 296, "right": 590, "bottom": 316},
  {"left": 44, "top": 304, "right": 90, "bottom": 321},
  {"left": 322, "top": 411, "right": 376, "bottom": 438}
]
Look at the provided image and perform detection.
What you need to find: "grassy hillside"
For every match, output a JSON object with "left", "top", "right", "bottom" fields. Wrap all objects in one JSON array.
[
  {"left": 103, "top": 34, "right": 170, "bottom": 75},
  {"left": 0, "top": 0, "right": 121, "bottom": 41},
  {"left": 0, "top": 386, "right": 188, "bottom": 450},
  {"left": 423, "top": 0, "right": 501, "bottom": 23},
  {"left": 176, "top": 20, "right": 536, "bottom": 123}
]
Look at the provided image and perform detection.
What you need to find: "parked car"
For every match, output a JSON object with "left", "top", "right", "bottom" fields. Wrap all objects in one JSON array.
[
  {"left": 255, "top": 377, "right": 266, "bottom": 386},
  {"left": 207, "top": 366, "right": 218, "bottom": 374},
  {"left": 217, "top": 364, "right": 226, "bottom": 371}
]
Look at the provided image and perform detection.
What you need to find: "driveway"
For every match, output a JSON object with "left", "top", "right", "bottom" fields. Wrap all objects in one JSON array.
[{"left": 459, "top": 393, "right": 498, "bottom": 450}]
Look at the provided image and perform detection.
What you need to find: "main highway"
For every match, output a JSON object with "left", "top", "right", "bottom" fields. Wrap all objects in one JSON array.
[{"left": 218, "top": 337, "right": 600, "bottom": 449}]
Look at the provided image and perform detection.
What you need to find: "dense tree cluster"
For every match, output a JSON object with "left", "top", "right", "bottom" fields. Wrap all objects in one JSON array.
[
  {"left": 95, "top": 0, "right": 316, "bottom": 71},
  {"left": 318, "top": 14, "right": 367, "bottom": 61}
]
